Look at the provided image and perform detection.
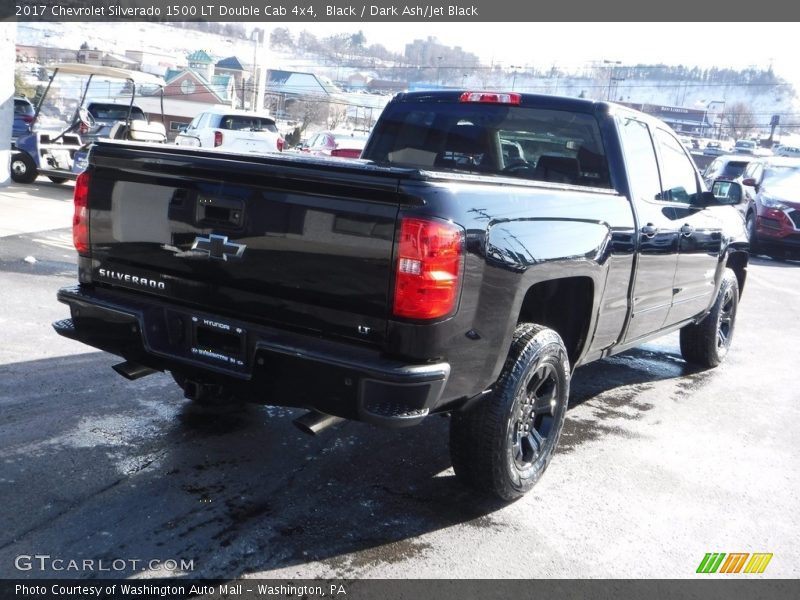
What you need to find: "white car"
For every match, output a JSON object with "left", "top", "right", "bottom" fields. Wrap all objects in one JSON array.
[{"left": 175, "top": 109, "right": 284, "bottom": 153}]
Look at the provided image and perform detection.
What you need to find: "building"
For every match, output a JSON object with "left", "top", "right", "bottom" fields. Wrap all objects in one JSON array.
[{"left": 624, "top": 102, "right": 713, "bottom": 136}]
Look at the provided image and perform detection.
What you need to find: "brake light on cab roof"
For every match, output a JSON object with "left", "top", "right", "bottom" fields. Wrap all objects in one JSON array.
[{"left": 459, "top": 92, "right": 521, "bottom": 105}]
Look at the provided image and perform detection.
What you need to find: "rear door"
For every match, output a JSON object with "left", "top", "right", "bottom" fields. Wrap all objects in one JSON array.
[{"left": 617, "top": 116, "right": 681, "bottom": 342}]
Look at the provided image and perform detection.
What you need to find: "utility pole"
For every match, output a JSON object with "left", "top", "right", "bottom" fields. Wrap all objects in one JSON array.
[
  {"left": 604, "top": 60, "right": 622, "bottom": 101},
  {"left": 510, "top": 65, "right": 522, "bottom": 91}
]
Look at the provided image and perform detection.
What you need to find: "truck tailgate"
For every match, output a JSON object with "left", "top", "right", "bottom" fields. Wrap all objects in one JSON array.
[{"left": 85, "top": 142, "right": 408, "bottom": 346}]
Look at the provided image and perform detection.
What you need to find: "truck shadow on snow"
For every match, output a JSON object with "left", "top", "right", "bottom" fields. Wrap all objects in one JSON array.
[{"left": 0, "top": 344, "right": 707, "bottom": 578}]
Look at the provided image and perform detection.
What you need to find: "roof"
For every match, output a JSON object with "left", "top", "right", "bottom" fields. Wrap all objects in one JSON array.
[
  {"left": 189, "top": 107, "right": 274, "bottom": 120},
  {"left": 46, "top": 63, "right": 165, "bottom": 86},
  {"left": 216, "top": 56, "right": 245, "bottom": 71},
  {"left": 187, "top": 50, "right": 213, "bottom": 64},
  {"left": 267, "top": 70, "right": 341, "bottom": 96}
]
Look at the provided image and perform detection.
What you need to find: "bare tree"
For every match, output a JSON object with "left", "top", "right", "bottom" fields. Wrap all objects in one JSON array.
[
  {"left": 722, "top": 102, "right": 758, "bottom": 140},
  {"left": 269, "top": 27, "right": 294, "bottom": 51},
  {"left": 327, "top": 104, "right": 347, "bottom": 130},
  {"left": 286, "top": 98, "right": 330, "bottom": 135}
]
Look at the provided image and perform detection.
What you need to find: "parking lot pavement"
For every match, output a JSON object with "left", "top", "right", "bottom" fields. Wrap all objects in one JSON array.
[
  {"left": 0, "top": 182, "right": 798, "bottom": 579},
  {"left": 0, "top": 178, "right": 74, "bottom": 237}
]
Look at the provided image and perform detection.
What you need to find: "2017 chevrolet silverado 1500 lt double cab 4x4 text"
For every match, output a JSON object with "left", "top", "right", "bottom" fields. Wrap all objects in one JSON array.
[{"left": 54, "top": 92, "right": 748, "bottom": 500}]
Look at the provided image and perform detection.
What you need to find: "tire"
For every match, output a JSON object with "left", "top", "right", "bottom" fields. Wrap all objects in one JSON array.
[
  {"left": 10, "top": 153, "right": 37, "bottom": 184},
  {"left": 745, "top": 212, "right": 759, "bottom": 254},
  {"left": 679, "top": 268, "right": 739, "bottom": 368},
  {"left": 450, "top": 323, "right": 570, "bottom": 501},
  {"left": 47, "top": 177, "right": 67, "bottom": 184}
]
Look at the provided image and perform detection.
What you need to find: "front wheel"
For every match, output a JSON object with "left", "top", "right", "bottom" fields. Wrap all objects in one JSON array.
[
  {"left": 679, "top": 268, "right": 739, "bottom": 368},
  {"left": 10, "top": 153, "right": 37, "bottom": 184},
  {"left": 746, "top": 212, "right": 759, "bottom": 254},
  {"left": 450, "top": 324, "right": 570, "bottom": 501}
]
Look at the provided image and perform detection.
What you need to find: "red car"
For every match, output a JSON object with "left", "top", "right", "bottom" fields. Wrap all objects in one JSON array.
[
  {"left": 740, "top": 157, "right": 800, "bottom": 259},
  {"left": 301, "top": 131, "right": 369, "bottom": 158}
]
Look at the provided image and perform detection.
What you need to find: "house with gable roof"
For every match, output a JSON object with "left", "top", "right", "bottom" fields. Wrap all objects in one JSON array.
[{"left": 162, "top": 50, "right": 238, "bottom": 108}]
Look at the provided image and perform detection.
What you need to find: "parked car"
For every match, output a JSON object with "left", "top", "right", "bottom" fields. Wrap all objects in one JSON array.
[
  {"left": 734, "top": 139, "right": 758, "bottom": 155},
  {"left": 300, "top": 131, "right": 369, "bottom": 158},
  {"left": 78, "top": 101, "right": 150, "bottom": 144},
  {"left": 175, "top": 109, "right": 284, "bottom": 153},
  {"left": 701, "top": 154, "right": 752, "bottom": 189},
  {"left": 12, "top": 96, "right": 35, "bottom": 148},
  {"left": 703, "top": 141, "right": 726, "bottom": 156},
  {"left": 774, "top": 144, "right": 800, "bottom": 157},
  {"left": 739, "top": 156, "right": 800, "bottom": 258}
]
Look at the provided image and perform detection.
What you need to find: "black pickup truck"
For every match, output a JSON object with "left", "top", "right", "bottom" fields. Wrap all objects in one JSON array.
[{"left": 54, "top": 91, "right": 748, "bottom": 500}]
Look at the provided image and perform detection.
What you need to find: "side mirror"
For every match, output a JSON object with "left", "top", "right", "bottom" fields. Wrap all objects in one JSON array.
[
  {"left": 741, "top": 177, "right": 759, "bottom": 192},
  {"left": 710, "top": 180, "right": 743, "bottom": 205}
]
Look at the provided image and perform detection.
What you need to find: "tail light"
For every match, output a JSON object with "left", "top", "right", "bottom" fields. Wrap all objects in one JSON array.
[
  {"left": 214, "top": 131, "right": 223, "bottom": 147},
  {"left": 459, "top": 91, "right": 521, "bottom": 105},
  {"left": 393, "top": 217, "right": 464, "bottom": 320},
  {"left": 73, "top": 172, "right": 90, "bottom": 255},
  {"left": 277, "top": 137, "right": 285, "bottom": 152},
  {"left": 22, "top": 115, "right": 35, "bottom": 125}
]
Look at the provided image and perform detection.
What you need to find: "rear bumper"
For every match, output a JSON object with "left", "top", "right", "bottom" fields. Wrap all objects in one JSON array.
[{"left": 54, "top": 285, "right": 450, "bottom": 427}]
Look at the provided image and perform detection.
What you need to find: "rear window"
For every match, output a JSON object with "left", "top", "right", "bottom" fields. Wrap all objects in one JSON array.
[
  {"left": 88, "top": 104, "right": 146, "bottom": 121},
  {"left": 365, "top": 101, "right": 610, "bottom": 187},
  {"left": 720, "top": 161, "right": 748, "bottom": 179},
  {"left": 220, "top": 115, "right": 278, "bottom": 133},
  {"left": 14, "top": 99, "right": 34, "bottom": 115}
]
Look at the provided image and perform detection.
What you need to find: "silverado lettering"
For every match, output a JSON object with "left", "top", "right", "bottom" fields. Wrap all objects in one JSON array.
[
  {"left": 97, "top": 269, "right": 165, "bottom": 290},
  {"left": 55, "top": 91, "right": 748, "bottom": 500}
]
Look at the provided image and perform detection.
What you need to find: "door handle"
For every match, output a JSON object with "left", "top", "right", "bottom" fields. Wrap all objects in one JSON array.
[
  {"left": 640, "top": 223, "right": 658, "bottom": 237},
  {"left": 680, "top": 224, "right": 695, "bottom": 237}
]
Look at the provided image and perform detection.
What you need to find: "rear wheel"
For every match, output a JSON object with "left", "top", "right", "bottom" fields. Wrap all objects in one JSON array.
[
  {"left": 10, "top": 153, "right": 37, "bottom": 184},
  {"left": 679, "top": 268, "right": 739, "bottom": 368},
  {"left": 450, "top": 324, "right": 570, "bottom": 501}
]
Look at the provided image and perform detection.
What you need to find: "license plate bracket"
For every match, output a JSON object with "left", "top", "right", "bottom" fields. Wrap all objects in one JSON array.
[{"left": 191, "top": 317, "right": 246, "bottom": 367}]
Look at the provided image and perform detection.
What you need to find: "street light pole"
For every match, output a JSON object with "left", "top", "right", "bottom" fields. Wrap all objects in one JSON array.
[{"left": 250, "top": 29, "right": 260, "bottom": 112}]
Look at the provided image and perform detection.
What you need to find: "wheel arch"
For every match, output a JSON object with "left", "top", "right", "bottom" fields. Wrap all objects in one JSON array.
[
  {"left": 725, "top": 251, "right": 748, "bottom": 297},
  {"left": 516, "top": 276, "right": 595, "bottom": 368}
]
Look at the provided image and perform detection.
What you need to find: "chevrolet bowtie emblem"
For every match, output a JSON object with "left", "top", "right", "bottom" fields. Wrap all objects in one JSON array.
[{"left": 191, "top": 234, "right": 246, "bottom": 261}]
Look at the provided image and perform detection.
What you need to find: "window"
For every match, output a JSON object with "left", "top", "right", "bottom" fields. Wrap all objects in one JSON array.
[
  {"left": 220, "top": 115, "right": 278, "bottom": 132},
  {"left": 653, "top": 128, "right": 700, "bottom": 203},
  {"left": 185, "top": 115, "right": 201, "bottom": 131},
  {"left": 616, "top": 117, "right": 661, "bottom": 203},
  {"left": 366, "top": 102, "right": 610, "bottom": 187}
]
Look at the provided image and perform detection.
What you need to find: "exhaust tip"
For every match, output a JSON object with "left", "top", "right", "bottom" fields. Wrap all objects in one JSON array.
[
  {"left": 293, "top": 411, "right": 345, "bottom": 436},
  {"left": 112, "top": 361, "right": 157, "bottom": 381}
]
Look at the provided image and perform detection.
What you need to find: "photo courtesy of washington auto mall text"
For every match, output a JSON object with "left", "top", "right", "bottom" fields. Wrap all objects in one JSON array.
[{"left": 1, "top": 0, "right": 800, "bottom": 599}]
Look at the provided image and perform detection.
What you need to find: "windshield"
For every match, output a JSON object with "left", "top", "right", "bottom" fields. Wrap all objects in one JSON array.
[{"left": 365, "top": 101, "right": 610, "bottom": 188}]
